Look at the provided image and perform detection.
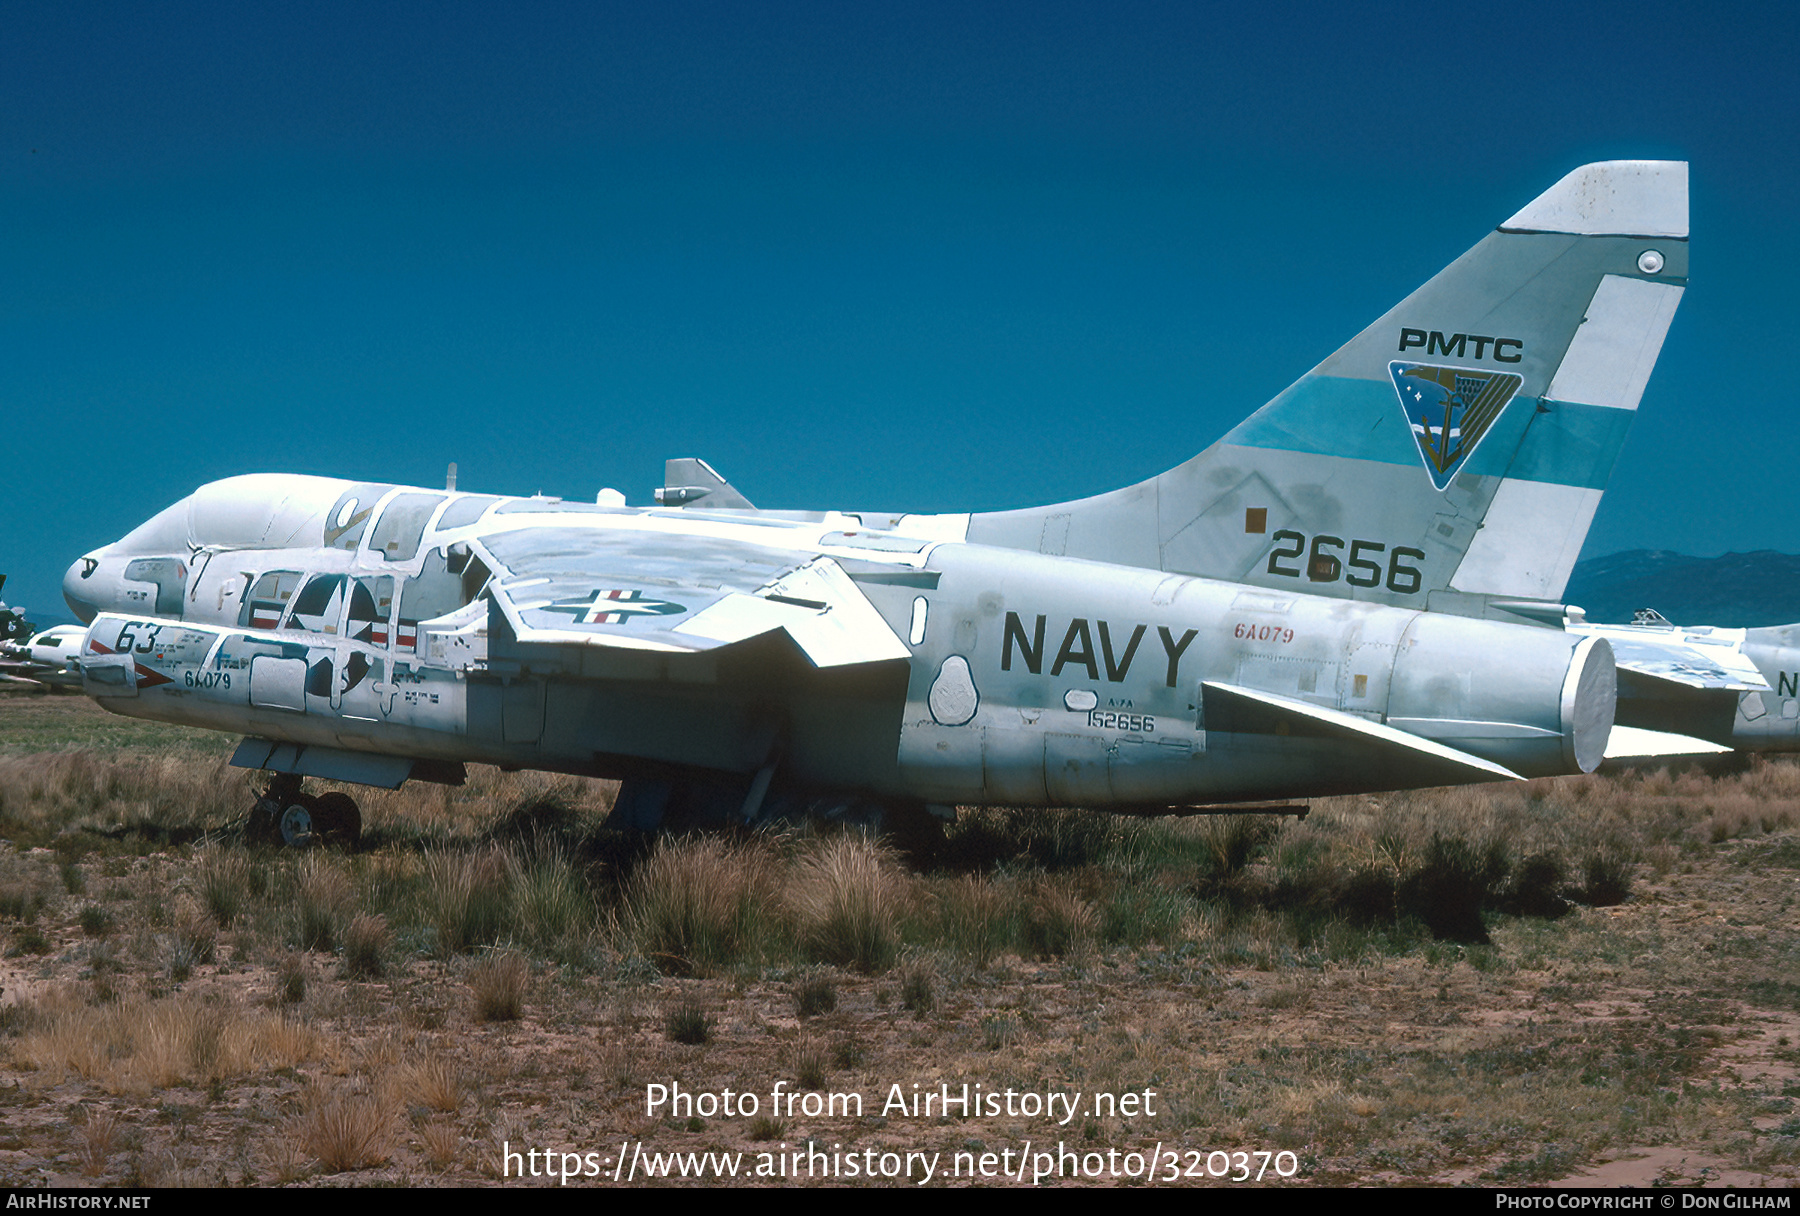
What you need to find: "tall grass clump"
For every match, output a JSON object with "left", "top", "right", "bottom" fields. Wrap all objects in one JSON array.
[
  {"left": 403, "top": 1056, "right": 463, "bottom": 1113},
  {"left": 1397, "top": 833, "right": 1509, "bottom": 944},
  {"left": 1578, "top": 847, "right": 1634, "bottom": 907},
  {"left": 792, "top": 967, "right": 838, "bottom": 1018},
  {"left": 80, "top": 1105, "right": 116, "bottom": 1177},
  {"left": 1099, "top": 870, "right": 1192, "bottom": 948},
  {"left": 1021, "top": 874, "right": 1097, "bottom": 960},
  {"left": 625, "top": 836, "right": 773, "bottom": 976},
  {"left": 786, "top": 834, "right": 911, "bottom": 973},
  {"left": 1009, "top": 808, "right": 1122, "bottom": 870},
  {"left": 77, "top": 904, "right": 114, "bottom": 938},
  {"left": 422, "top": 847, "right": 513, "bottom": 955},
  {"left": 294, "top": 853, "right": 353, "bottom": 952},
  {"left": 469, "top": 951, "right": 528, "bottom": 1023},
  {"left": 1200, "top": 814, "right": 1282, "bottom": 877},
  {"left": 298, "top": 1083, "right": 393, "bottom": 1173},
  {"left": 925, "top": 873, "right": 1010, "bottom": 966},
  {"left": 276, "top": 953, "right": 307, "bottom": 1004},
  {"left": 664, "top": 1000, "right": 712, "bottom": 1045},
  {"left": 510, "top": 846, "right": 594, "bottom": 956},
  {"left": 342, "top": 913, "right": 392, "bottom": 980},
  {"left": 898, "top": 957, "right": 936, "bottom": 1014},
  {"left": 166, "top": 918, "right": 217, "bottom": 981},
  {"left": 198, "top": 850, "right": 251, "bottom": 927},
  {"left": 356, "top": 852, "right": 424, "bottom": 921},
  {"left": 485, "top": 789, "right": 597, "bottom": 858}
]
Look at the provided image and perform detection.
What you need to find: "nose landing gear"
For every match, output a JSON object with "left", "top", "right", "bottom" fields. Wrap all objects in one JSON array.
[{"left": 247, "top": 773, "right": 362, "bottom": 848}]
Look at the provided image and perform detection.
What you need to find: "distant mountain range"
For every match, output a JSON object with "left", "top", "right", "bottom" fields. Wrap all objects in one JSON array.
[{"left": 1564, "top": 551, "right": 1800, "bottom": 627}]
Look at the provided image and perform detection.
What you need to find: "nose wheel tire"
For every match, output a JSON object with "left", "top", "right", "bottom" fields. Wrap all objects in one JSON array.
[{"left": 310, "top": 792, "right": 363, "bottom": 848}]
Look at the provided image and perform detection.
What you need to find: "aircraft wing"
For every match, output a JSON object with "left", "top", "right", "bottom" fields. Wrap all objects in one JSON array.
[{"left": 473, "top": 525, "right": 912, "bottom": 668}]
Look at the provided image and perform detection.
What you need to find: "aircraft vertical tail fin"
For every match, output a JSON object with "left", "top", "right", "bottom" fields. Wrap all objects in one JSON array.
[
  {"left": 656, "top": 458, "right": 756, "bottom": 509},
  {"left": 964, "top": 162, "right": 1688, "bottom": 617}
]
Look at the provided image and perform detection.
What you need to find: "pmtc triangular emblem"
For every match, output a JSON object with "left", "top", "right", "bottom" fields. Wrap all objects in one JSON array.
[{"left": 1389, "top": 362, "right": 1523, "bottom": 490}]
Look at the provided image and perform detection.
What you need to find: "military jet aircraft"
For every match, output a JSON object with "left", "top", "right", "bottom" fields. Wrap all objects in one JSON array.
[
  {"left": 0, "top": 575, "right": 31, "bottom": 645},
  {"left": 0, "top": 624, "right": 88, "bottom": 692},
  {"left": 1563, "top": 609, "right": 1800, "bottom": 759},
  {"left": 58, "top": 162, "right": 1685, "bottom": 845},
  {"left": 0, "top": 576, "right": 77, "bottom": 691}
]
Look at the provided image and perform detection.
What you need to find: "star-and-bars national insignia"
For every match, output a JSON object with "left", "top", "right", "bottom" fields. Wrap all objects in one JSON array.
[
  {"left": 1389, "top": 362, "right": 1522, "bottom": 490},
  {"left": 542, "top": 589, "right": 688, "bottom": 625}
]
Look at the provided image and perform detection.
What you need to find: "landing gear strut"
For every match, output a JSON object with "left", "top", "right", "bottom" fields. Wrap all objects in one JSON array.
[{"left": 246, "top": 773, "right": 362, "bottom": 848}]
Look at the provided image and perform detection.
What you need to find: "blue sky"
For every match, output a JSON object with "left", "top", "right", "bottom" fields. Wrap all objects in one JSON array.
[{"left": 4, "top": 1, "right": 1797, "bottom": 621}]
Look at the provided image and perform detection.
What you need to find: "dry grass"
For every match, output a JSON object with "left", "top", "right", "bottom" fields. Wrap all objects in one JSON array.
[
  {"left": 197, "top": 849, "right": 251, "bottom": 927},
  {"left": 925, "top": 873, "right": 1009, "bottom": 966},
  {"left": 13, "top": 992, "right": 321, "bottom": 1094},
  {"left": 423, "top": 846, "right": 513, "bottom": 955},
  {"left": 79, "top": 1105, "right": 116, "bottom": 1177},
  {"left": 403, "top": 1056, "right": 463, "bottom": 1113},
  {"left": 510, "top": 844, "right": 593, "bottom": 954},
  {"left": 898, "top": 956, "right": 936, "bottom": 1014},
  {"left": 792, "top": 967, "right": 838, "bottom": 1018},
  {"left": 792, "top": 1037, "right": 828, "bottom": 1089},
  {"left": 0, "top": 749, "right": 250, "bottom": 847},
  {"left": 468, "top": 951, "right": 528, "bottom": 1022},
  {"left": 626, "top": 835, "right": 774, "bottom": 975},
  {"left": 275, "top": 952, "right": 307, "bottom": 1004},
  {"left": 1021, "top": 874, "right": 1097, "bottom": 960},
  {"left": 298, "top": 1082, "right": 395, "bottom": 1173},
  {"left": 167, "top": 916, "right": 216, "bottom": 980},
  {"left": 664, "top": 999, "right": 712, "bottom": 1045},
  {"left": 785, "top": 834, "right": 911, "bottom": 972},
  {"left": 294, "top": 852, "right": 352, "bottom": 953},
  {"left": 2, "top": 698, "right": 1799, "bottom": 1186},
  {"left": 342, "top": 912, "right": 392, "bottom": 979},
  {"left": 420, "top": 1119, "right": 461, "bottom": 1170}
]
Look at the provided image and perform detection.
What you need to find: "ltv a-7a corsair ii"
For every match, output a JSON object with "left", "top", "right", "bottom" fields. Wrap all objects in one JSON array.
[{"left": 60, "top": 161, "right": 1687, "bottom": 844}]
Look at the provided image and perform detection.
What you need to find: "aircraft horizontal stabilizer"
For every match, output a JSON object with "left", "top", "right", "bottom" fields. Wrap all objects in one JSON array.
[
  {"left": 1602, "top": 726, "right": 1732, "bottom": 760},
  {"left": 1615, "top": 663, "right": 1768, "bottom": 695},
  {"left": 1201, "top": 681, "right": 1522, "bottom": 784},
  {"left": 1596, "top": 635, "right": 1769, "bottom": 693}
]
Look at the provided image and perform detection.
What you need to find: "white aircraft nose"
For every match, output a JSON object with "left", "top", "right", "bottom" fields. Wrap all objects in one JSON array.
[{"left": 63, "top": 554, "right": 104, "bottom": 623}]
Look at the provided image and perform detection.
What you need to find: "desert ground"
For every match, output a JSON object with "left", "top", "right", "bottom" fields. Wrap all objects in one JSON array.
[{"left": 0, "top": 693, "right": 1797, "bottom": 1188}]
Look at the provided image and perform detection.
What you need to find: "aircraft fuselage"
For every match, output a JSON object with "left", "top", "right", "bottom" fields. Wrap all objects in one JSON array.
[{"left": 65, "top": 475, "right": 1610, "bottom": 814}]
